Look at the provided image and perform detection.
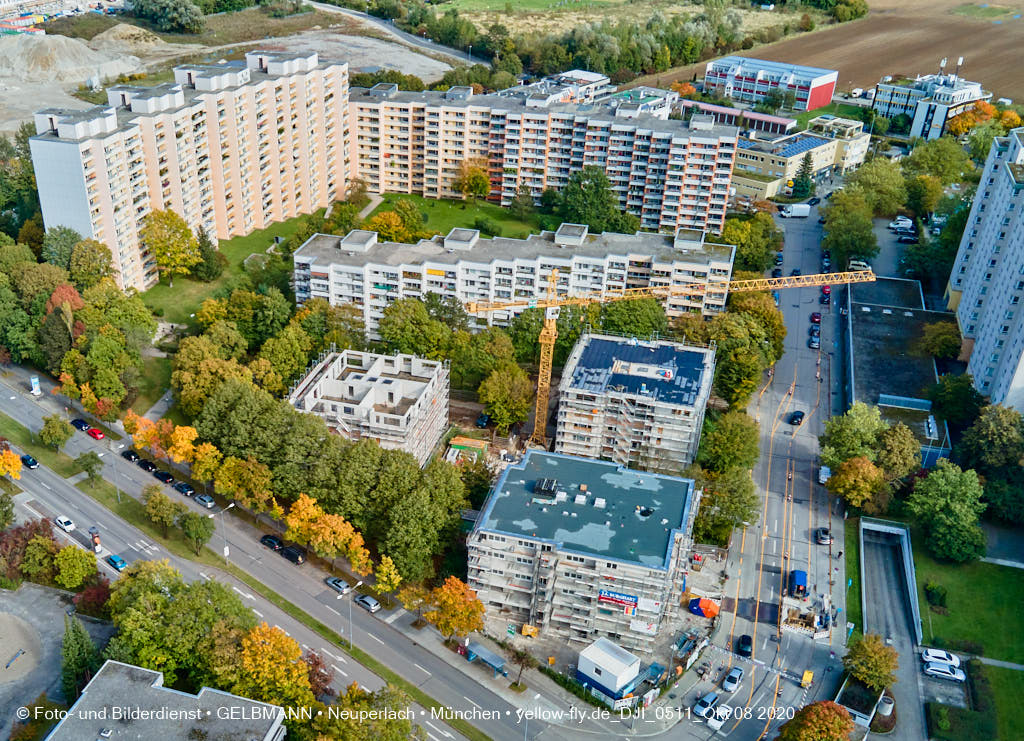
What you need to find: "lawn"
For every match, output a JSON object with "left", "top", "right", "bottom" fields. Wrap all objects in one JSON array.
[
  {"left": 0, "top": 411, "right": 81, "bottom": 479},
  {"left": 913, "top": 536, "right": 1024, "bottom": 663},
  {"left": 951, "top": 3, "right": 1016, "bottom": 19},
  {"left": 368, "top": 193, "right": 542, "bottom": 240},
  {"left": 985, "top": 665, "right": 1024, "bottom": 741},
  {"left": 845, "top": 517, "right": 863, "bottom": 642},
  {"left": 795, "top": 101, "right": 866, "bottom": 129},
  {"left": 142, "top": 210, "right": 319, "bottom": 325},
  {"left": 130, "top": 355, "right": 172, "bottom": 418}
]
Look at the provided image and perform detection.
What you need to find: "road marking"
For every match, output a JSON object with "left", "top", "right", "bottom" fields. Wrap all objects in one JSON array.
[
  {"left": 301, "top": 643, "right": 310, "bottom": 650},
  {"left": 464, "top": 696, "right": 481, "bottom": 710},
  {"left": 41, "top": 482, "right": 52, "bottom": 490},
  {"left": 367, "top": 633, "right": 385, "bottom": 645},
  {"left": 322, "top": 649, "right": 346, "bottom": 663},
  {"left": 325, "top": 605, "right": 340, "bottom": 616},
  {"left": 253, "top": 610, "right": 263, "bottom": 618},
  {"left": 773, "top": 519, "right": 778, "bottom": 533},
  {"left": 331, "top": 663, "right": 348, "bottom": 677},
  {"left": 425, "top": 720, "right": 452, "bottom": 737},
  {"left": 414, "top": 663, "right": 431, "bottom": 676},
  {"left": 427, "top": 733, "right": 442, "bottom": 741}
]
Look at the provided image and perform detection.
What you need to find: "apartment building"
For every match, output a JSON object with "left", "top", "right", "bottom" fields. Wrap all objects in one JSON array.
[
  {"left": 806, "top": 115, "right": 871, "bottom": 173},
  {"left": 467, "top": 451, "right": 698, "bottom": 654},
  {"left": 288, "top": 349, "right": 448, "bottom": 465},
  {"left": 872, "top": 71, "right": 990, "bottom": 140},
  {"left": 293, "top": 223, "right": 736, "bottom": 338},
  {"left": 497, "top": 69, "right": 613, "bottom": 107},
  {"left": 604, "top": 87, "right": 679, "bottom": 120},
  {"left": 554, "top": 334, "right": 715, "bottom": 472},
  {"left": 30, "top": 51, "right": 350, "bottom": 291},
  {"left": 349, "top": 84, "right": 737, "bottom": 233},
  {"left": 703, "top": 56, "right": 838, "bottom": 112},
  {"left": 948, "top": 128, "right": 1024, "bottom": 409}
]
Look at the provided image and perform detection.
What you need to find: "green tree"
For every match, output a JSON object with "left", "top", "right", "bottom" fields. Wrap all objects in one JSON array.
[
  {"left": 392, "top": 198, "right": 427, "bottom": 241},
  {"left": 54, "top": 545, "right": 97, "bottom": 590},
  {"left": 257, "top": 324, "right": 313, "bottom": 389},
  {"left": 74, "top": 451, "right": 104, "bottom": 488},
  {"left": 509, "top": 183, "right": 535, "bottom": 221},
  {"left": 927, "top": 373, "right": 984, "bottom": 428},
  {"left": 905, "top": 174, "right": 944, "bottom": 219},
  {"left": 956, "top": 405, "right": 1024, "bottom": 472},
  {"left": 191, "top": 226, "right": 226, "bottom": 282},
  {"left": 690, "top": 465, "right": 759, "bottom": 545},
  {"left": 130, "top": 0, "right": 204, "bottom": 32},
  {"left": 68, "top": 239, "right": 114, "bottom": 290},
  {"left": 143, "top": 485, "right": 185, "bottom": 538},
  {"left": 560, "top": 166, "right": 623, "bottom": 233},
  {"left": 722, "top": 212, "right": 782, "bottom": 272},
  {"left": 478, "top": 362, "right": 533, "bottom": 434},
  {"left": 453, "top": 160, "right": 490, "bottom": 202},
  {"left": 876, "top": 423, "right": 921, "bottom": 482},
  {"left": 20, "top": 534, "right": 58, "bottom": 582},
  {"left": 378, "top": 297, "right": 450, "bottom": 358},
  {"left": 843, "top": 633, "right": 899, "bottom": 691},
  {"left": 41, "top": 226, "right": 83, "bottom": 270},
  {"left": 776, "top": 700, "right": 854, "bottom": 741},
  {"left": 918, "top": 321, "right": 961, "bottom": 359},
  {"left": 822, "top": 187, "right": 878, "bottom": 270},
  {"left": 139, "top": 209, "right": 201, "bottom": 287},
  {"left": 61, "top": 615, "right": 99, "bottom": 701},
  {"left": 967, "top": 119, "right": 1004, "bottom": 162},
  {"left": 729, "top": 290, "right": 787, "bottom": 363},
  {"left": 600, "top": 298, "right": 667, "bottom": 337},
  {"left": 310, "top": 683, "right": 418, "bottom": 740},
  {"left": 424, "top": 292, "right": 470, "bottom": 332},
  {"left": 0, "top": 490, "right": 13, "bottom": 530},
  {"left": 907, "top": 459, "right": 986, "bottom": 562},
  {"left": 791, "top": 152, "right": 814, "bottom": 199},
  {"left": 39, "top": 415, "right": 73, "bottom": 451},
  {"left": 697, "top": 411, "right": 759, "bottom": 473},
  {"left": 903, "top": 136, "right": 972, "bottom": 185},
  {"left": 848, "top": 159, "right": 906, "bottom": 216},
  {"left": 819, "top": 402, "right": 888, "bottom": 469},
  {"left": 179, "top": 511, "right": 216, "bottom": 555},
  {"left": 508, "top": 647, "right": 538, "bottom": 688}
]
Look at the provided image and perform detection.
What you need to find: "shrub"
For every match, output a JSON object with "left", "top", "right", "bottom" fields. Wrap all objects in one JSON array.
[
  {"left": 925, "top": 581, "right": 948, "bottom": 607},
  {"left": 537, "top": 666, "right": 606, "bottom": 709},
  {"left": 472, "top": 216, "right": 502, "bottom": 238},
  {"left": 73, "top": 580, "right": 112, "bottom": 619}
]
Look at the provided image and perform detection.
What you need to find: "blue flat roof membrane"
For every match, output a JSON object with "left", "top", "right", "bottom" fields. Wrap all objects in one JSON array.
[
  {"left": 777, "top": 134, "right": 827, "bottom": 158},
  {"left": 569, "top": 337, "right": 707, "bottom": 406}
]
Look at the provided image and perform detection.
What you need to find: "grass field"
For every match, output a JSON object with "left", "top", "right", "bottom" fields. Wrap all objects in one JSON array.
[
  {"left": 985, "top": 665, "right": 1024, "bottom": 741},
  {"left": 368, "top": 193, "right": 541, "bottom": 239},
  {"left": 142, "top": 210, "right": 318, "bottom": 326},
  {"left": 130, "top": 355, "right": 172, "bottom": 418},
  {"left": 951, "top": 2, "right": 1019, "bottom": 18},
  {"left": 0, "top": 411, "right": 81, "bottom": 479},
  {"left": 845, "top": 517, "right": 863, "bottom": 642},
  {"left": 794, "top": 101, "right": 866, "bottom": 129}
]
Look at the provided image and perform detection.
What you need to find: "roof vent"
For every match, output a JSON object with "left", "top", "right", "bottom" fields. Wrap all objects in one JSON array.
[
  {"left": 574, "top": 494, "right": 587, "bottom": 505},
  {"left": 99, "top": 731, "right": 112, "bottom": 739},
  {"left": 637, "top": 506, "right": 654, "bottom": 518},
  {"left": 594, "top": 498, "right": 606, "bottom": 509}
]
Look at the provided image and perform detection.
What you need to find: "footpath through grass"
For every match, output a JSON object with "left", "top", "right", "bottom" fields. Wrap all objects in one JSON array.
[
  {"left": 369, "top": 193, "right": 542, "bottom": 240},
  {"left": 0, "top": 410, "right": 81, "bottom": 478}
]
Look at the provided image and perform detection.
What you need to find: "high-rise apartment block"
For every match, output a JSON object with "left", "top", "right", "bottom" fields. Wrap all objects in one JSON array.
[
  {"left": 349, "top": 84, "right": 737, "bottom": 233},
  {"left": 29, "top": 51, "right": 350, "bottom": 291},
  {"left": 871, "top": 70, "right": 990, "bottom": 141},
  {"left": 554, "top": 334, "right": 715, "bottom": 471},
  {"left": 467, "top": 451, "right": 698, "bottom": 654},
  {"left": 287, "top": 349, "right": 449, "bottom": 466},
  {"left": 948, "top": 128, "right": 1024, "bottom": 408},
  {"left": 293, "top": 224, "right": 736, "bottom": 338},
  {"left": 703, "top": 56, "right": 838, "bottom": 112}
]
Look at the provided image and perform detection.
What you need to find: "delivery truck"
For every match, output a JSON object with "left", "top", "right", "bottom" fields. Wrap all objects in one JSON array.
[
  {"left": 789, "top": 569, "right": 808, "bottom": 598},
  {"left": 781, "top": 204, "right": 811, "bottom": 218}
]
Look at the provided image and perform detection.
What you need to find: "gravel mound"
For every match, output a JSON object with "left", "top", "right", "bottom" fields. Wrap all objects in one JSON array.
[
  {"left": 89, "top": 23, "right": 164, "bottom": 53},
  {"left": 0, "top": 33, "right": 139, "bottom": 84}
]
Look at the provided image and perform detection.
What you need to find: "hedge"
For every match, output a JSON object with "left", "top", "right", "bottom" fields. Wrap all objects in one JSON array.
[{"left": 924, "top": 660, "right": 999, "bottom": 741}]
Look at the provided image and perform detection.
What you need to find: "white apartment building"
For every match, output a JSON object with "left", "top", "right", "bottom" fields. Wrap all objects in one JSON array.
[
  {"left": 30, "top": 51, "right": 350, "bottom": 291},
  {"left": 467, "top": 451, "right": 698, "bottom": 654},
  {"left": 872, "top": 70, "right": 990, "bottom": 141},
  {"left": 349, "top": 84, "right": 737, "bottom": 233},
  {"left": 293, "top": 223, "right": 736, "bottom": 338},
  {"left": 948, "top": 128, "right": 1024, "bottom": 408},
  {"left": 554, "top": 334, "right": 715, "bottom": 472},
  {"left": 287, "top": 349, "right": 449, "bottom": 466}
]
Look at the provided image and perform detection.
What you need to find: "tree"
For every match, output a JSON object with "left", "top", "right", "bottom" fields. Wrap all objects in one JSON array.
[
  {"left": 364, "top": 211, "right": 407, "bottom": 243},
  {"left": 0, "top": 448, "right": 22, "bottom": 480},
  {"left": 819, "top": 403, "right": 888, "bottom": 469},
  {"left": 905, "top": 174, "right": 944, "bottom": 219},
  {"left": 41, "top": 226, "right": 83, "bottom": 270},
  {"left": 20, "top": 534, "right": 58, "bottom": 582},
  {"left": 310, "top": 683, "right": 418, "bottom": 740},
  {"left": 236, "top": 622, "right": 315, "bottom": 707},
  {"left": 215, "top": 456, "right": 276, "bottom": 514},
  {"left": 54, "top": 545, "right": 97, "bottom": 590},
  {"left": 0, "top": 490, "right": 13, "bottom": 531},
  {"left": 167, "top": 425, "right": 198, "bottom": 464},
  {"left": 697, "top": 411, "right": 759, "bottom": 473},
  {"left": 74, "top": 451, "right": 104, "bottom": 488},
  {"left": 776, "top": 701, "right": 854, "bottom": 741},
  {"left": 425, "top": 576, "right": 485, "bottom": 642},
  {"left": 378, "top": 297, "right": 449, "bottom": 358},
  {"left": 918, "top": 321, "right": 961, "bottom": 359},
  {"left": 68, "top": 239, "right": 114, "bottom": 290},
  {"left": 722, "top": 212, "right": 782, "bottom": 273},
  {"left": 847, "top": 160, "right": 906, "bottom": 216},
  {"left": 907, "top": 460, "right": 987, "bottom": 562},
  {"left": 729, "top": 290, "right": 787, "bottom": 362},
  {"left": 478, "top": 362, "right": 533, "bottom": 434},
  {"left": 375, "top": 554, "right": 403, "bottom": 598},
  {"left": 670, "top": 81, "right": 698, "bottom": 98},
  {"left": 398, "top": 583, "right": 432, "bottom": 626},
  {"left": 392, "top": 198, "right": 427, "bottom": 241},
  {"left": 143, "top": 485, "right": 185, "bottom": 538},
  {"left": 876, "top": 423, "right": 921, "bottom": 482},
  {"left": 508, "top": 647, "right": 538, "bottom": 688},
  {"left": 139, "top": 209, "right": 201, "bottom": 287},
  {"left": 843, "top": 633, "right": 899, "bottom": 691},
  {"left": 956, "top": 405, "right": 1024, "bottom": 472},
  {"left": 791, "top": 152, "right": 814, "bottom": 199},
  {"left": 826, "top": 456, "right": 886, "bottom": 510},
  {"left": 61, "top": 615, "right": 98, "bottom": 702},
  {"left": 191, "top": 226, "right": 226, "bottom": 282},
  {"left": 822, "top": 187, "right": 878, "bottom": 270},
  {"left": 191, "top": 442, "right": 223, "bottom": 490},
  {"left": 130, "top": 0, "right": 204, "bottom": 32},
  {"left": 39, "top": 415, "right": 73, "bottom": 451},
  {"left": 691, "top": 465, "right": 760, "bottom": 545},
  {"left": 560, "top": 166, "right": 623, "bottom": 233},
  {"left": 903, "top": 136, "right": 972, "bottom": 185},
  {"left": 179, "top": 511, "right": 215, "bottom": 555},
  {"left": 600, "top": 298, "right": 667, "bottom": 337},
  {"left": 303, "top": 650, "right": 335, "bottom": 700},
  {"left": 509, "top": 183, "right": 535, "bottom": 221},
  {"left": 453, "top": 159, "right": 490, "bottom": 202}
]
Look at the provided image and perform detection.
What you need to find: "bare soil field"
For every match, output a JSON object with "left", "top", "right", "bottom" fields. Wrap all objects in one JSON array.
[{"left": 635, "top": 0, "right": 1024, "bottom": 101}]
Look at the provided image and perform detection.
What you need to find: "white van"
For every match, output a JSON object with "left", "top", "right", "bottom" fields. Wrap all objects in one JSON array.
[
  {"left": 818, "top": 466, "right": 831, "bottom": 485},
  {"left": 848, "top": 260, "right": 871, "bottom": 271}
]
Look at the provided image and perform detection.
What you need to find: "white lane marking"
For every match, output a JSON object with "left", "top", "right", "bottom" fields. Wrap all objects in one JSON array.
[
  {"left": 325, "top": 605, "right": 340, "bottom": 616},
  {"left": 424, "top": 720, "right": 447, "bottom": 736},
  {"left": 464, "top": 696, "right": 481, "bottom": 710},
  {"left": 773, "top": 519, "right": 778, "bottom": 533},
  {"left": 772, "top": 539, "right": 777, "bottom": 554},
  {"left": 331, "top": 663, "right": 348, "bottom": 677},
  {"left": 768, "top": 585, "right": 774, "bottom": 600},
  {"left": 414, "top": 663, "right": 431, "bottom": 676},
  {"left": 367, "top": 633, "right": 384, "bottom": 645},
  {"left": 41, "top": 482, "right": 52, "bottom": 490},
  {"left": 22, "top": 503, "right": 44, "bottom": 519},
  {"left": 301, "top": 643, "right": 310, "bottom": 651},
  {"left": 427, "top": 733, "right": 442, "bottom": 741},
  {"left": 322, "top": 649, "right": 346, "bottom": 664},
  {"left": 232, "top": 586, "right": 246, "bottom": 597},
  {"left": 253, "top": 610, "right": 263, "bottom": 618}
]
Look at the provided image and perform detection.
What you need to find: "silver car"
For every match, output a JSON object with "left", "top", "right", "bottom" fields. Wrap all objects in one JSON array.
[
  {"left": 923, "top": 662, "right": 966, "bottom": 682},
  {"left": 921, "top": 649, "right": 960, "bottom": 668},
  {"left": 355, "top": 594, "right": 381, "bottom": 613},
  {"left": 722, "top": 667, "right": 743, "bottom": 693}
]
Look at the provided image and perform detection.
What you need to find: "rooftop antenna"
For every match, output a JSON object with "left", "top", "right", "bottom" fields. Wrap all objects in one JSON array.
[
  {"left": 938, "top": 58, "right": 947, "bottom": 76},
  {"left": 954, "top": 56, "right": 964, "bottom": 79}
]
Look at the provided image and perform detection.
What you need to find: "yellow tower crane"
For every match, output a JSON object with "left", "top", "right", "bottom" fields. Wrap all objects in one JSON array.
[{"left": 465, "top": 269, "right": 876, "bottom": 448}]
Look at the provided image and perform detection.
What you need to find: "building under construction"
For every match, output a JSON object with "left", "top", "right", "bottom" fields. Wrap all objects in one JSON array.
[{"left": 554, "top": 334, "right": 716, "bottom": 472}]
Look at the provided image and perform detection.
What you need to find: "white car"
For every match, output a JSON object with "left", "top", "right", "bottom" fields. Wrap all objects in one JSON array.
[
  {"left": 54, "top": 516, "right": 76, "bottom": 533},
  {"left": 923, "top": 662, "right": 966, "bottom": 682},
  {"left": 922, "top": 649, "right": 961, "bottom": 668},
  {"left": 888, "top": 217, "right": 912, "bottom": 230},
  {"left": 707, "top": 704, "right": 732, "bottom": 731},
  {"left": 694, "top": 692, "right": 719, "bottom": 719},
  {"left": 722, "top": 667, "right": 744, "bottom": 693}
]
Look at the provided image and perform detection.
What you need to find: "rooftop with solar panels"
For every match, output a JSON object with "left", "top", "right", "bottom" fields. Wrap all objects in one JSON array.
[{"left": 737, "top": 131, "right": 831, "bottom": 158}]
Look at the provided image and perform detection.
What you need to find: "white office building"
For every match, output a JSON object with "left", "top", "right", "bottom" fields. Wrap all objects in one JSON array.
[{"left": 872, "top": 69, "right": 991, "bottom": 141}]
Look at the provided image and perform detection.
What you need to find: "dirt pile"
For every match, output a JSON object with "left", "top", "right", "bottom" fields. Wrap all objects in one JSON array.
[
  {"left": 0, "top": 33, "right": 139, "bottom": 83},
  {"left": 89, "top": 23, "right": 164, "bottom": 53}
]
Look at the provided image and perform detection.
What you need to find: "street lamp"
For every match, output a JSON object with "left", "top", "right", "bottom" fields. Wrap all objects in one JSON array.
[
  {"left": 110, "top": 442, "right": 125, "bottom": 503},
  {"left": 208, "top": 503, "right": 235, "bottom": 564},
  {"left": 337, "top": 580, "right": 363, "bottom": 649},
  {"left": 468, "top": 45, "right": 472, "bottom": 61}
]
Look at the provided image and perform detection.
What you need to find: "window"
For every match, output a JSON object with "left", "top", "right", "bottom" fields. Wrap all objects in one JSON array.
[
  {"left": 1001, "top": 325, "right": 1010, "bottom": 335},
  {"left": 997, "top": 340, "right": 1005, "bottom": 348}
]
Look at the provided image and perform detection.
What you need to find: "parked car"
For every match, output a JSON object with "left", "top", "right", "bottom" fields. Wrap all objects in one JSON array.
[
  {"left": 281, "top": 545, "right": 306, "bottom": 565},
  {"left": 808, "top": 337, "right": 821, "bottom": 349},
  {"left": 736, "top": 634, "right": 753, "bottom": 657},
  {"left": 86, "top": 428, "right": 105, "bottom": 440},
  {"left": 790, "top": 268, "right": 802, "bottom": 276},
  {"left": 808, "top": 197, "right": 821, "bottom": 206},
  {"left": 789, "top": 411, "right": 805, "bottom": 425},
  {"left": 817, "top": 216, "right": 827, "bottom": 224},
  {"left": 173, "top": 482, "right": 195, "bottom": 496},
  {"left": 137, "top": 459, "right": 157, "bottom": 473},
  {"left": 815, "top": 527, "right": 833, "bottom": 545},
  {"left": 888, "top": 217, "right": 912, "bottom": 230},
  {"left": 106, "top": 554, "right": 128, "bottom": 571},
  {"left": 153, "top": 471, "right": 175, "bottom": 485},
  {"left": 355, "top": 594, "right": 381, "bottom": 613},
  {"left": 70, "top": 419, "right": 91, "bottom": 432},
  {"left": 898, "top": 235, "right": 919, "bottom": 244},
  {"left": 195, "top": 494, "right": 216, "bottom": 509},
  {"left": 772, "top": 268, "right": 783, "bottom": 278},
  {"left": 121, "top": 449, "right": 140, "bottom": 462},
  {"left": 820, "top": 295, "right": 831, "bottom": 305},
  {"left": 809, "top": 326, "right": 821, "bottom": 338},
  {"left": 54, "top": 516, "right": 75, "bottom": 533},
  {"left": 923, "top": 662, "right": 966, "bottom": 682},
  {"left": 706, "top": 704, "right": 732, "bottom": 731},
  {"left": 775, "top": 253, "right": 784, "bottom": 265},
  {"left": 325, "top": 576, "right": 353, "bottom": 595},
  {"left": 257, "top": 536, "right": 282, "bottom": 553},
  {"left": 20, "top": 454, "right": 38, "bottom": 469},
  {"left": 475, "top": 413, "right": 490, "bottom": 429},
  {"left": 922, "top": 649, "right": 961, "bottom": 668},
  {"left": 821, "top": 285, "right": 832, "bottom": 296},
  {"left": 694, "top": 692, "right": 720, "bottom": 719},
  {"left": 821, "top": 257, "right": 832, "bottom": 269},
  {"left": 811, "top": 312, "right": 822, "bottom": 324},
  {"left": 722, "top": 667, "right": 743, "bottom": 693}
]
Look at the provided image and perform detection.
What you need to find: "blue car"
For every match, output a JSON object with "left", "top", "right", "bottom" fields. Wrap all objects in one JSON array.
[
  {"left": 106, "top": 554, "right": 128, "bottom": 572},
  {"left": 20, "top": 454, "right": 38, "bottom": 469},
  {"left": 71, "top": 418, "right": 91, "bottom": 432}
]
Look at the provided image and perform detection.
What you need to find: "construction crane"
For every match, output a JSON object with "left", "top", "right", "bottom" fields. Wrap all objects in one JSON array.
[{"left": 465, "top": 269, "right": 876, "bottom": 447}]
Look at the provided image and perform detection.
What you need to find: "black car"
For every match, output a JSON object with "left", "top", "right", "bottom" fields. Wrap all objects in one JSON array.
[
  {"left": 809, "top": 325, "right": 821, "bottom": 337},
  {"left": 808, "top": 337, "right": 821, "bottom": 349},
  {"left": 771, "top": 268, "right": 783, "bottom": 278},
  {"left": 790, "top": 268, "right": 802, "bottom": 276},
  {"left": 260, "top": 534, "right": 283, "bottom": 551},
  {"left": 897, "top": 235, "right": 919, "bottom": 244},
  {"left": 137, "top": 459, "right": 157, "bottom": 473},
  {"left": 820, "top": 294, "right": 831, "bottom": 304},
  {"left": 808, "top": 197, "right": 821, "bottom": 206},
  {"left": 121, "top": 449, "right": 140, "bottom": 462},
  {"left": 173, "top": 482, "right": 195, "bottom": 496},
  {"left": 70, "top": 418, "right": 91, "bottom": 432},
  {"left": 153, "top": 470, "right": 174, "bottom": 485},
  {"left": 737, "top": 634, "right": 753, "bottom": 658},
  {"left": 818, "top": 216, "right": 827, "bottom": 224},
  {"left": 280, "top": 546, "right": 306, "bottom": 565},
  {"left": 825, "top": 191, "right": 835, "bottom": 200},
  {"left": 789, "top": 411, "right": 805, "bottom": 425},
  {"left": 20, "top": 454, "right": 38, "bottom": 469}
]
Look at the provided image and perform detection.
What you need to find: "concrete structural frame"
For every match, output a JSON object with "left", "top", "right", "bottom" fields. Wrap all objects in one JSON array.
[
  {"left": 349, "top": 84, "right": 738, "bottom": 233},
  {"left": 554, "top": 333, "right": 715, "bottom": 472},
  {"left": 871, "top": 70, "right": 991, "bottom": 141},
  {"left": 467, "top": 451, "right": 699, "bottom": 655},
  {"left": 703, "top": 56, "right": 838, "bottom": 112},
  {"left": 948, "top": 128, "right": 1024, "bottom": 408},
  {"left": 30, "top": 50, "right": 351, "bottom": 291},
  {"left": 293, "top": 223, "right": 736, "bottom": 339},
  {"left": 287, "top": 348, "right": 449, "bottom": 466}
]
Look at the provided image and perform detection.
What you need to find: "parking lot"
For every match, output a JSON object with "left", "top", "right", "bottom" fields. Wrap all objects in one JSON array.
[{"left": 918, "top": 668, "right": 968, "bottom": 709}]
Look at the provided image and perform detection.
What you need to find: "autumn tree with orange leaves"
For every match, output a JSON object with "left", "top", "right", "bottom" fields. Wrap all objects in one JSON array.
[
  {"left": 235, "top": 622, "right": 315, "bottom": 707},
  {"left": 425, "top": 576, "right": 485, "bottom": 642},
  {"left": 776, "top": 701, "right": 854, "bottom": 741},
  {"left": 284, "top": 493, "right": 372, "bottom": 575}
]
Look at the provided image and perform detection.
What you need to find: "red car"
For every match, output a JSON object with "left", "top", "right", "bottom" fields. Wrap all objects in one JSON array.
[
  {"left": 821, "top": 285, "right": 832, "bottom": 296},
  {"left": 811, "top": 312, "right": 822, "bottom": 324},
  {"left": 86, "top": 428, "right": 105, "bottom": 440}
]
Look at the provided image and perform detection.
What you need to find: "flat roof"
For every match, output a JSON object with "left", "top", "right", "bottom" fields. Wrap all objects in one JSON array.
[
  {"left": 738, "top": 132, "right": 831, "bottom": 158},
  {"left": 476, "top": 452, "right": 695, "bottom": 569},
  {"left": 708, "top": 55, "right": 838, "bottom": 78},
  {"left": 565, "top": 334, "right": 712, "bottom": 407},
  {"left": 295, "top": 227, "right": 735, "bottom": 270}
]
